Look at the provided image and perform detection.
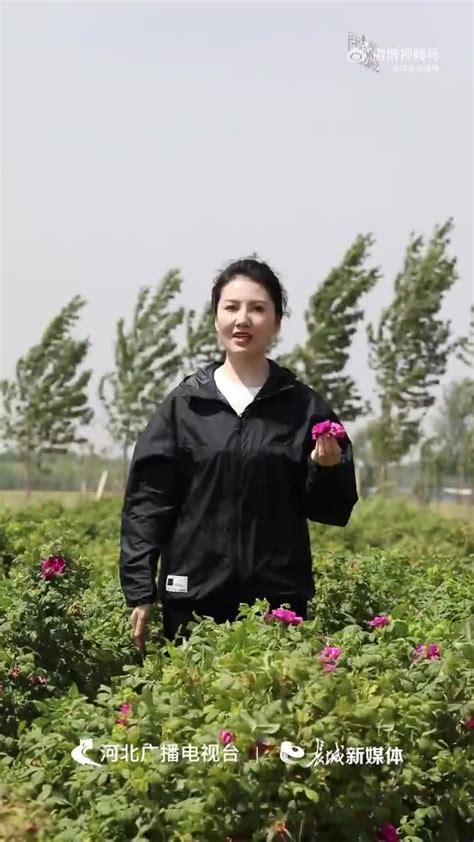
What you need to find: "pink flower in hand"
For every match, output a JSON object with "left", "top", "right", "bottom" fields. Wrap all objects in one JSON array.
[
  {"left": 463, "top": 717, "right": 474, "bottom": 730},
  {"left": 311, "top": 420, "right": 347, "bottom": 441}
]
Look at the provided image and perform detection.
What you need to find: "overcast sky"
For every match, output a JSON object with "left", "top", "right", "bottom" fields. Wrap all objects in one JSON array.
[{"left": 2, "top": 1, "right": 472, "bottom": 454}]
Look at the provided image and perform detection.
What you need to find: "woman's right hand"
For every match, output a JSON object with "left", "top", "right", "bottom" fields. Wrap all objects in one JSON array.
[{"left": 130, "top": 604, "right": 152, "bottom": 652}]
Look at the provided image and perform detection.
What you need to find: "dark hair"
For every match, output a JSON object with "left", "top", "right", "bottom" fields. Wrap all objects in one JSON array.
[{"left": 211, "top": 257, "right": 291, "bottom": 322}]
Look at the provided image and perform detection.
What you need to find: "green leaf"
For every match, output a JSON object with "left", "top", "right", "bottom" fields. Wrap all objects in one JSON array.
[
  {"left": 390, "top": 619, "right": 409, "bottom": 637},
  {"left": 37, "top": 783, "right": 52, "bottom": 801},
  {"left": 30, "top": 770, "right": 45, "bottom": 786},
  {"left": 391, "top": 603, "right": 409, "bottom": 619}
]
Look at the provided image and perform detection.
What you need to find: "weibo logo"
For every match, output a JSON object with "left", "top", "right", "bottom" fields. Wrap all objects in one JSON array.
[{"left": 71, "top": 738, "right": 103, "bottom": 767}]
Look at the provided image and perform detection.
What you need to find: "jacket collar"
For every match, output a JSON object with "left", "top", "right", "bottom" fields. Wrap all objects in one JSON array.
[{"left": 179, "top": 357, "right": 298, "bottom": 404}]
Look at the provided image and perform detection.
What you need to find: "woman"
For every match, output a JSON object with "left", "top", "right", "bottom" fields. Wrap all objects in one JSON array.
[{"left": 119, "top": 258, "right": 358, "bottom": 650}]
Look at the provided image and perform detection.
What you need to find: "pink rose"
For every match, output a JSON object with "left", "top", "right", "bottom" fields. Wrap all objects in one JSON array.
[
  {"left": 219, "top": 729, "right": 235, "bottom": 746},
  {"left": 311, "top": 420, "right": 347, "bottom": 441},
  {"left": 319, "top": 645, "right": 342, "bottom": 673},
  {"left": 377, "top": 823, "right": 399, "bottom": 841},
  {"left": 116, "top": 702, "right": 133, "bottom": 726},
  {"left": 270, "top": 608, "right": 304, "bottom": 626},
  {"left": 412, "top": 643, "right": 441, "bottom": 662},
  {"left": 368, "top": 614, "right": 390, "bottom": 628},
  {"left": 320, "top": 646, "right": 342, "bottom": 661},
  {"left": 39, "top": 555, "right": 66, "bottom": 581},
  {"left": 463, "top": 717, "right": 474, "bottom": 730}
]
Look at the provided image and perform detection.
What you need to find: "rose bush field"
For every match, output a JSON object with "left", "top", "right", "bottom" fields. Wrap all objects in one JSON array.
[{"left": 0, "top": 498, "right": 472, "bottom": 841}]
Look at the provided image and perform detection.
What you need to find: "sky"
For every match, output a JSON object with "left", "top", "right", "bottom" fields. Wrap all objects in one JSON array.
[{"left": 1, "top": 0, "right": 472, "bottom": 456}]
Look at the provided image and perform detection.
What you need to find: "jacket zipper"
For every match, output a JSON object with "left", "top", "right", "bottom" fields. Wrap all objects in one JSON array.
[
  {"left": 229, "top": 384, "right": 295, "bottom": 585},
  {"left": 233, "top": 406, "right": 247, "bottom": 581}
]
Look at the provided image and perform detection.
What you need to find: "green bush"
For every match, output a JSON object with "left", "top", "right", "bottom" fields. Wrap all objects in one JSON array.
[
  {"left": 0, "top": 497, "right": 472, "bottom": 841},
  {"left": 1, "top": 605, "right": 473, "bottom": 840}
]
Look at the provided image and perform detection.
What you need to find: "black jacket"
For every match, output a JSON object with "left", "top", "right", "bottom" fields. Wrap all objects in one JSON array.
[{"left": 119, "top": 358, "right": 358, "bottom": 608}]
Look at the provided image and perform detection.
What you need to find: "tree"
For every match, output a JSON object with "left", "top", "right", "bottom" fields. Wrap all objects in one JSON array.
[
  {"left": 350, "top": 422, "right": 378, "bottom": 498},
  {"left": 0, "top": 296, "right": 93, "bottom": 497},
  {"left": 180, "top": 303, "right": 225, "bottom": 377},
  {"left": 414, "top": 438, "right": 445, "bottom": 504},
  {"left": 416, "top": 378, "right": 474, "bottom": 503},
  {"left": 430, "top": 379, "right": 474, "bottom": 474},
  {"left": 454, "top": 304, "right": 474, "bottom": 367},
  {"left": 98, "top": 270, "right": 185, "bottom": 485},
  {"left": 274, "top": 234, "right": 380, "bottom": 419},
  {"left": 367, "top": 218, "right": 460, "bottom": 489}
]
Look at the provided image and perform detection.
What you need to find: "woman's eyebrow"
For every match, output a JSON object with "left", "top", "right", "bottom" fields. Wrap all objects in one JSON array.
[{"left": 223, "top": 299, "right": 267, "bottom": 304}]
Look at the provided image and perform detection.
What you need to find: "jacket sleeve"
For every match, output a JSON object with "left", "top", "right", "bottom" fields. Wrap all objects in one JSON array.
[
  {"left": 303, "top": 400, "right": 358, "bottom": 527},
  {"left": 119, "top": 395, "right": 179, "bottom": 608}
]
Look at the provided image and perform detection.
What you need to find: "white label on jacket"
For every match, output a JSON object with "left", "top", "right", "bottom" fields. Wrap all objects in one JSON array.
[{"left": 165, "top": 575, "right": 188, "bottom": 593}]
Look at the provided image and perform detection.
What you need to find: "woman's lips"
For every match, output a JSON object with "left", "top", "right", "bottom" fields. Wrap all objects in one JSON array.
[{"left": 233, "top": 334, "right": 252, "bottom": 342}]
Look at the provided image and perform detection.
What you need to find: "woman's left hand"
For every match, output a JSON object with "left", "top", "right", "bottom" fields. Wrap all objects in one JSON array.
[{"left": 310, "top": 434, "right": 343, "bottom": 467}]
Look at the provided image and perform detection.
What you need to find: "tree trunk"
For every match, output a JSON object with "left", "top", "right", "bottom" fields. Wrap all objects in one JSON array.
[
  {"left": 378, "top": 461, "right": 388, "bottom": 496},
  {"left": 457, "top": 459, "right": 464, "bottom": 506},
  {"left": 123, "top": 443, "right": 129, "bottom": 491},
  {"left": 355, "top": 465, "right": 362, "bottom": 498},
  {"left": 24, "top": 452, "right": 32, "bottom": 501}
]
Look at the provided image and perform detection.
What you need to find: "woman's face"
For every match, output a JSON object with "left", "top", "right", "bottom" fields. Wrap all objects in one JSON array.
[{"left": 214, "top": 276, "right": 280, "bottom": 356}]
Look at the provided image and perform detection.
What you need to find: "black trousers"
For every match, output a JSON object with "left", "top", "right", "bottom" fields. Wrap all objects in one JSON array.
[{"left": 161, "top": 592, "right": 308, "bottom": 643}]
